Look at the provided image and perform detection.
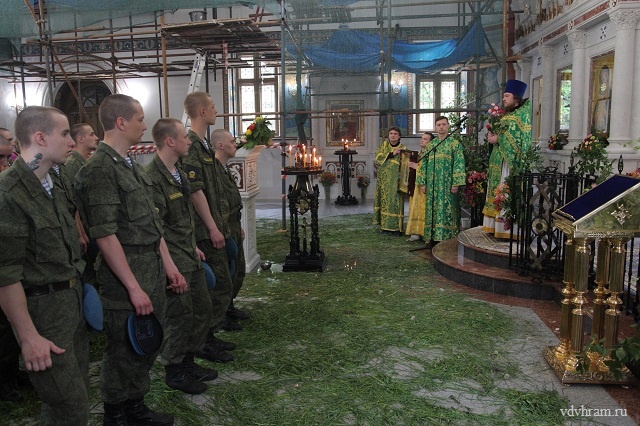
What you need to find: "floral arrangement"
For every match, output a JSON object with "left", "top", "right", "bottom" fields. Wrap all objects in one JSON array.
[
  {"left": 547, "top": 133, "right": 567, "bottom": 150},
  {"left": 241, "top": 116, "right": 275, "bottom": 149},
  {"left": 319, "top": 171, "right": 337, "bottom": 187},
  {"left": 485, "top": 103, "right": 507, "bottom": 136},
  {"left": 461, "top": 171, "right": 487, "bottom": 208},
  {"left": 235, "top": 136, "right": 247, "bottom": 149},
  {"left": 573, "top": 132, "right": 612, "bottom": 183},
  {"left": 492, "top": 182, "right": 510, "bottom": 213},
  {"left": 493, "top": 181, "right": 514, "bottom": 230},
  {"left": 357, "top": 175, "right": 370, "bottom": 188},
  {"left": 627, "top": 168, "right": 640, "bottom": 178}
]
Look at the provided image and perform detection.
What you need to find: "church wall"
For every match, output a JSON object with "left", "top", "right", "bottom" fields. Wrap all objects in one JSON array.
[{"left": 513, "top": 0, "right": 640, "bottom": 175}]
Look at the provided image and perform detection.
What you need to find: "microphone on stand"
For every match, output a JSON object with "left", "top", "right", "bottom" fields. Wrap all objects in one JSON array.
[{"left": 452, "top": 114, "right": 470, "bottom": 130}]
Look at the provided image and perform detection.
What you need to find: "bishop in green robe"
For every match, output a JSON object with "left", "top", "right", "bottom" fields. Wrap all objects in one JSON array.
[{"left": 373, "top": 127, "right": 406, "bottom": 232}]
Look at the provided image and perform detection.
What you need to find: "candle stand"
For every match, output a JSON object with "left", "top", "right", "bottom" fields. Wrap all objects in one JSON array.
[
  {"left": 334, "top": 148, "right": 358, "bottom": 205},
  {"left": 282, "top": 166, "right": 327, "bottom": 272}
]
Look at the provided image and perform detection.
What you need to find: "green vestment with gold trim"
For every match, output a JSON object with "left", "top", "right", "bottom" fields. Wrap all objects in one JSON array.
[{"left": 373, "top": 139, "right": 406, "bottom": 232}]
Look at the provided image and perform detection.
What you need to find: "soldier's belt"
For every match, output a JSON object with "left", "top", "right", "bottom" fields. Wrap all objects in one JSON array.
[
  {"left": 24, "top": 277, "right": 77, "bottom": 297},
  {"left": 121, "top": 242, "right": 159, "bottom": 255}
]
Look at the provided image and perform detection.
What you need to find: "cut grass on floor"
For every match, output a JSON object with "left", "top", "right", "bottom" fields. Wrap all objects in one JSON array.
[{"left": 1, "top": 214, "right": 568, "bottom": 425}]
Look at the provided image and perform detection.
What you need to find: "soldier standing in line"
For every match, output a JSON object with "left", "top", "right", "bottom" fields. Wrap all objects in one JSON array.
[
  {"left": 211, "top": 129, "right": 248, "bottom": 318},
  {"left": 146, "top": 118, "right": 217, "bottom": 394},
  {"left": 181, "top": 91, "right": 237, "bottom": 363},
  {"left": 61, "top": 123, "right": 100, "bottom": 282},
  {"left": 0, "top": 106, "right": 88, "bottom": 424},
  {"left": 0, "top": 134, "right": 22, "bottom": 402},
  {"left": 75, "top": 94, "right": 183, "bottom": 426}
]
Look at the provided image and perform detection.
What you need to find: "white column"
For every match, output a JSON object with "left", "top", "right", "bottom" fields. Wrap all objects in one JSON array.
[
  {"left": 517, "top": 58, "right": 532, "bottom": 98},
  {"left": 566, "top": 30, "right": 587, "bottom": 149},
  {"left": 539, "top": 46, "right": 555, "bottom": 143},
  {"left": 607, "top": 8, "right": 640, "bottom": 153}
]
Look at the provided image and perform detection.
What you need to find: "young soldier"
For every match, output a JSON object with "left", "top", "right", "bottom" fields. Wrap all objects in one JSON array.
[
  {"left": 62, "top": 123, "right": 100, "bottom": 279},
  {"left": 181, "top": 92, "right": 236, "bottom": 363},
  {"left": 0, "top": 106, "right": 88, "bottom": 424},
  {"left": 146, "top": 118, "right": 216, "bottom": 394},
  {"left": 75, "top": 94, "right": 182, "bottom": 426}
]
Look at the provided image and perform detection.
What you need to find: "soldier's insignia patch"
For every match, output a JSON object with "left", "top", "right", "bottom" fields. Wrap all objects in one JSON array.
[
  {"left": 169, "top": 192, "right": 183, "bottom": 200},
  {"left": 188, "top": 171, "right": 196, "bottom": 179}
]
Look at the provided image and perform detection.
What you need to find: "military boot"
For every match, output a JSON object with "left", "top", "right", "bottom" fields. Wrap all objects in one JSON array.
[
  {"left": 103, "top": 403, "right": 128, "bottom": 426},
  {"left": 122, "top": 398, "right": 174, "bottom": 426},
  {"left": 183, "top": 353, "right": 218, "bottom": 382},
  {"left": 164, "top": 364, "right": 207, "bottom": 394}
]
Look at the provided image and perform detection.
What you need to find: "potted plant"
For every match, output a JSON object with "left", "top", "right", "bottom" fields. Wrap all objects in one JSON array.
[
  {"left": 319, "top": 171, "right": 337, "bottom": 202},
  {"left": 357, "top": 175, "right": 370, "bottom": 200},
  {"left": 573, "top": 132, "right": 613, "bottom": 185}
]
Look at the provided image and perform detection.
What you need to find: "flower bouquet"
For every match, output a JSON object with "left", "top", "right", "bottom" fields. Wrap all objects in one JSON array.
[
  {"left": 462, "top": 171, "right": 487, "bottom": 208},
  {"left": 357, "top": 175, "right": 370, "bottom": 188},
  {"left": 573, "top": 132, "right": 612, "bottom": 183},
  {"left": 241, "top": 116, "right": 275, "bottom": 149},
  {"left": 547, "top": 133, "right": 567, "bottom": 150},
  {"left": 319, "top": 171, "right": 337, "bottom": 187},
  {"left": 485, "top": 103, "right": 507, "bottom": 136},
  {"left": 493, "top": 181, "right": 513, "bottom": 230}
]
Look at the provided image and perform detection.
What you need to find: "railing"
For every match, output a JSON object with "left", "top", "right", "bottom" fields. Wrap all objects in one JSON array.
[{"left": 509, "top": 169, "right": 639, "bottom": 322}]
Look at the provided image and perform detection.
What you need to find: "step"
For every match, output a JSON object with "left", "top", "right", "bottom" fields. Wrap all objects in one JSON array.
[
  {"left": 432, "top": 238, "right": 561, "bottom": 301},
  {"left": 457, "top": 226, "right": 512, "bottom": 269}
]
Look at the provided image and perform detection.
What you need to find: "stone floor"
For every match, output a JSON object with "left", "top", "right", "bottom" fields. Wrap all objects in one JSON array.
[{"left": 256, "top": 198, "right": 640, "bottom": 425}]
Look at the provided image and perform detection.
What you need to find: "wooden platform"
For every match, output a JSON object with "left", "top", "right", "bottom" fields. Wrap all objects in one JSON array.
[{"left": 432, "top": 227, "right": 562, "bottom": 301}]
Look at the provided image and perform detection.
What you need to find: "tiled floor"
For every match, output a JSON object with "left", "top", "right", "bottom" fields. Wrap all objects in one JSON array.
[{"left": 256, "top": 199, "right": 640, "bottom": 424}]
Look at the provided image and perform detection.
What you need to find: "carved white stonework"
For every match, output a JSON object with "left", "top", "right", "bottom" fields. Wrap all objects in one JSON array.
[
  {"left": 608, "top": 9, "right": 640, "bottom": 31},
  {"left": 567, "top": 30, "right": 587, "bottom": 49},
  {"left": 227, "top": 146, "right": 263, "bottom": 272},
  {"left": 540, "top": 46, "right": 554, "bottom": 60}
]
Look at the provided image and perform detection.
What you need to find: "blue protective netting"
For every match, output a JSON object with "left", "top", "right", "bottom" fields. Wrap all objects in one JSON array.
[{"left": 289, "top": 21, "right": 487, "bottom": 75}]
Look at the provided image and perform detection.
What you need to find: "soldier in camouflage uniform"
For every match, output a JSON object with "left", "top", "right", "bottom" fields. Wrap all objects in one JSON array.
[
  {"left": 61, "top": 123, "right": 100, "bottom": 283},
  {"left": 75, "top": 94, "right": 182, "bottom": 426},
  {"left": 146, "top": 118, "right": 217, "bottom": 394},
  {"left": 0, "top": 132, "right": 24, "bottom": 403},
  {"left": 181, "top": 92, "right": 236, "bottom": 363},
  {"left": 211, "top": 129, "right": 247, "bottom": 309},
  {"left": 0, "top": 106, "right": 88, "bottom": 425}
]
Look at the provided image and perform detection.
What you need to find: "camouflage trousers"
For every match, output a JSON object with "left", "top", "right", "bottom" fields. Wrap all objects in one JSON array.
[
  {"left": 197, "top": 239, "right": 233, "bottom": 329},
  {"left": 159, "top": 268, "right": 212, "bottom": 365},
  {"left": 228, "top": 220, "right": 246, "bottom": 300},
  {"left": 26, "top": 284, "right": 89, "bottom": 426},
  {"left": 0, "top": 309, "right": 20, "bottom": 376},
  {"left": 98, "top": 251, "right": 166, "bottom": 404}
]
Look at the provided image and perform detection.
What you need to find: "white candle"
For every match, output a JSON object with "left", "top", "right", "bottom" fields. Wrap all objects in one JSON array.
[{"left": 288, "top": 145, "right": 292, "bottom": 168}]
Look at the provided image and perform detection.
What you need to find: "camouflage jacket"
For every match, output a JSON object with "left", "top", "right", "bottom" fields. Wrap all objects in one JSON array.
[{"left": 0, "top": 158, "right": 84, "bottom": 288}]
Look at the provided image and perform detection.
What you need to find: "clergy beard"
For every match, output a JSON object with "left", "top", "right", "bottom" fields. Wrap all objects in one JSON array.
[{"left": 503, "top": 102, "right": 519, "bottom": 113}]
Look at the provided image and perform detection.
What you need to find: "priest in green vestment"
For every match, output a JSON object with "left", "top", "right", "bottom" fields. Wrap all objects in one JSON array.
[
  {"left": 482, "top": 79, "right": 532, "bottom": 238},
  {"left": 417, "top": 116, "right": 466, "bottom": 247},
  {"left": 373, "top": 126, "right": 406, "bottom": 233}
]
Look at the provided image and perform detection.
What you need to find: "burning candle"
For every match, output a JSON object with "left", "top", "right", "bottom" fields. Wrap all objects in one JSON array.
[
  {"left": 288, "top": 145, "right": 292, "bottom": 168},
  {"left": 318, "top": 156, "right": 322, "bottom": 168}
]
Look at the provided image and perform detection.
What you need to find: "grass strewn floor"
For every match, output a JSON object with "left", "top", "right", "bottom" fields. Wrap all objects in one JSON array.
[{"left": 1, "top": 214, "right": 569, "bottom": 425}]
